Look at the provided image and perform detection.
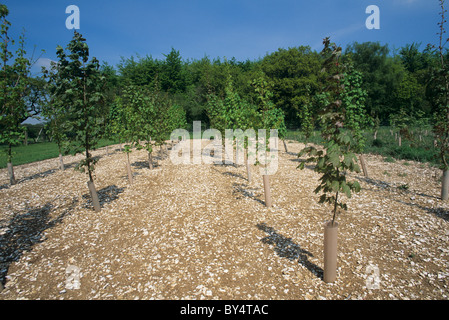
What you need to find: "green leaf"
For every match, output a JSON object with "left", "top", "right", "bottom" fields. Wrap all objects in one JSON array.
[
  {"left": 341, "top": 182, "right": 351, "bottom": 198},
  {"left": 331, "top": 180, "right": 340, "bottom": 192}
]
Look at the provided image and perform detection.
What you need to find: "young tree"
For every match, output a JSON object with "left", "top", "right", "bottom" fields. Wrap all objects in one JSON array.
[
  {"left": 298, "top": 85, "right": 319, "bottom": 149},
  {"left": 298, "top": 38, "right": 361, "bottom": 225},
  {"left": 342, "top": 65, "right": 372, "bottom": 176},
  {"left": 150, "top": 80, "right": 176, "bottom": 162},
  {"left": 117, "top": 85, "right": 147, "bottom": 182},
  {"left": 431, "top": 0, "right": 449, "bottom": 201},
  {"left": 298, "top": 38, "right": 362, "bottom": 283},
  {"left": 41, "top": 62, "right": 69, "bottom": 170},
  {"left": 251, "top": 75, "right": 286, "bottom": 206},
  {"left": 54, "top": 31, "right": 106, "bottom": 211},
  {"left": 390, "top": 107, "right": 412, "bottom": 147},
  {"left": 0, "top": 5, "right": 31, "bottom": 185}
]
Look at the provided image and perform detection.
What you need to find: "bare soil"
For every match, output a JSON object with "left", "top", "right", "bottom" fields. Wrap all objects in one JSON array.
[{"left": 0, "top": 140, "right": 448, "bottom": 300}]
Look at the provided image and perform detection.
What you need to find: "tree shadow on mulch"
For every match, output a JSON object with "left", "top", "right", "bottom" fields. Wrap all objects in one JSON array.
[
  {"left": 395, "top": 199, "right": 449, "bottom": 222},
  {"left": 223, "top": 171, "right": 247, "bottom": 181},
  {"left": 0, "top": 197, "right": 78, "bottom": 289},
  {"left": 0, "top": 168, "right": 57, "bottom": 190},
  {"left": 232, "top": 183, "right": 264, "bottom": 205},
  {"left": 356, "top": 176, "right": 442, "bottom": 201},
  {"left": 132, "top": 161, "right": 160, "bottom": 170},
  {"left": 0, "top": 156, "right": 102, "bottom": 191},
  {"left": 256, "top": 222, "right": 323, "bottom": 279},
  {"left": 81, "top": 185, "right": 125, "bottom": 209},
  {"left": 288, "top": 157, "right": 316, "bottom": 170}
]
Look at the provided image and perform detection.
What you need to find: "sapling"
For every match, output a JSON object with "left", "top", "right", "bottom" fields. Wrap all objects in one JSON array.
[
  {"left": 42, "top": 61, "right": 69, "bottom": 170},
  {"left": 298, "top": 38, "right": 361, "bottom": 225},
  {"left": 0, "top": 5, "right": 31, "bottom": 185},
  {"left": 54, "top": 31, "right": 106, "bottom": 211},
  {"left": 251, "top": 75, "right": 285, "bottom": 206},
  {"left": 342, "top": 64, "right": 372, "bottom": 177},
  {"left": 113, "top": 86, "right": 144, "bottom": 182},
  {"left": 430, "top": 0, "right": 449, "bottom": 201}
]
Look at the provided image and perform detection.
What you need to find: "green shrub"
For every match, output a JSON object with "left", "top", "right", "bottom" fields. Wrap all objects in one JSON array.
[{"left": 372, "top": 139, "right": 383, "bottom": 147}]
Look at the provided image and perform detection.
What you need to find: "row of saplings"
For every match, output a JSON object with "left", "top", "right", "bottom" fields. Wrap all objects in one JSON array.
[
  {"left": 85, "top": 38, "right": 366, "bottom": 284},
  {"left": 45, "top": 35, "right": 448, "bottom": 288}
]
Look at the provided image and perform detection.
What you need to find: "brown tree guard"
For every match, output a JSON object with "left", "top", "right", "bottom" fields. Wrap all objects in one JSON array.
[
  {"left": 442, "top": 170, "right": 449, "bottom": 201},
  {"left": 59, "top": 153, "right": 65, "bottom": 171},
  {"left": 236, "top": 145, "right": 240, "bottom": 166},
  {"left": 148, "top": 152, "right": 153, "bottom": 170},
  {"left": 87, "top": 181, "right": 101, "bottom": 212},
  {"left": 323, "top": 221, "right": 338, "bottom": 283},
  {"left": 126, "top": 154, "right": 133, "bottom": 184},
  {"left": 283, "top": 140, "right": 288, "bottom": 153},
  {"left": 263, "top": 175, "right": 272, "bottom": 207},
  {"left": 359, "top": 154, "right": 368, "bottom": 177},
  {"left": 7, "top": 162, "right": 16, "bottom": 185}
]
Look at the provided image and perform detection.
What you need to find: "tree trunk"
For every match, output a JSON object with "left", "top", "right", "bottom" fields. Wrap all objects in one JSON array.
[
  {"left": 398, "top": 134, "right": 402, "bottom": 147},
  {"left": 442, "top": 169, "right": 449, "bottom": 201},
  {"left": 59, "top": 153, "right": 65, "bottom": 171},
  {"left": 87, "top": 180, "right": 101, "bottom": 212},
  {"left": 7, "top": 162, "right": 16, "bottom": 185},
  {"left": 373, "top": 130, "right": 378, "bottom": 140},
  {"left": 106, "top": 145, "right": 109, "bottom": 156},
  {"left": 359, "top": 154, "right": 368, "bottom": 177},
  {"left": 263, "top": 175, "right": 272, "bottom": 207}
]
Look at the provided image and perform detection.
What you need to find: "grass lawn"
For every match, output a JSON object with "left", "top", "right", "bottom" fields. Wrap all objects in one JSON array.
[{"left": 0, "top": 139, "right": 118, "bottom": 169}]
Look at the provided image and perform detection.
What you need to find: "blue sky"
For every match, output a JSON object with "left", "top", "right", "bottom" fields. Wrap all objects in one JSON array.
[{"left": 1, "top": 0, "right": 441, "bottom": 76}]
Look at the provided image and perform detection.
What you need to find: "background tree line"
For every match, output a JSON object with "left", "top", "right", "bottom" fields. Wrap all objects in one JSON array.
[{"left": 108, "top": 41, "right": 442, "bottom": 132}]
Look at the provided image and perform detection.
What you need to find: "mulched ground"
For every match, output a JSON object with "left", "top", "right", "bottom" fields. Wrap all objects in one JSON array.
[{"left": 0, "top": 140, "right": 448, "bottom": 300}]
